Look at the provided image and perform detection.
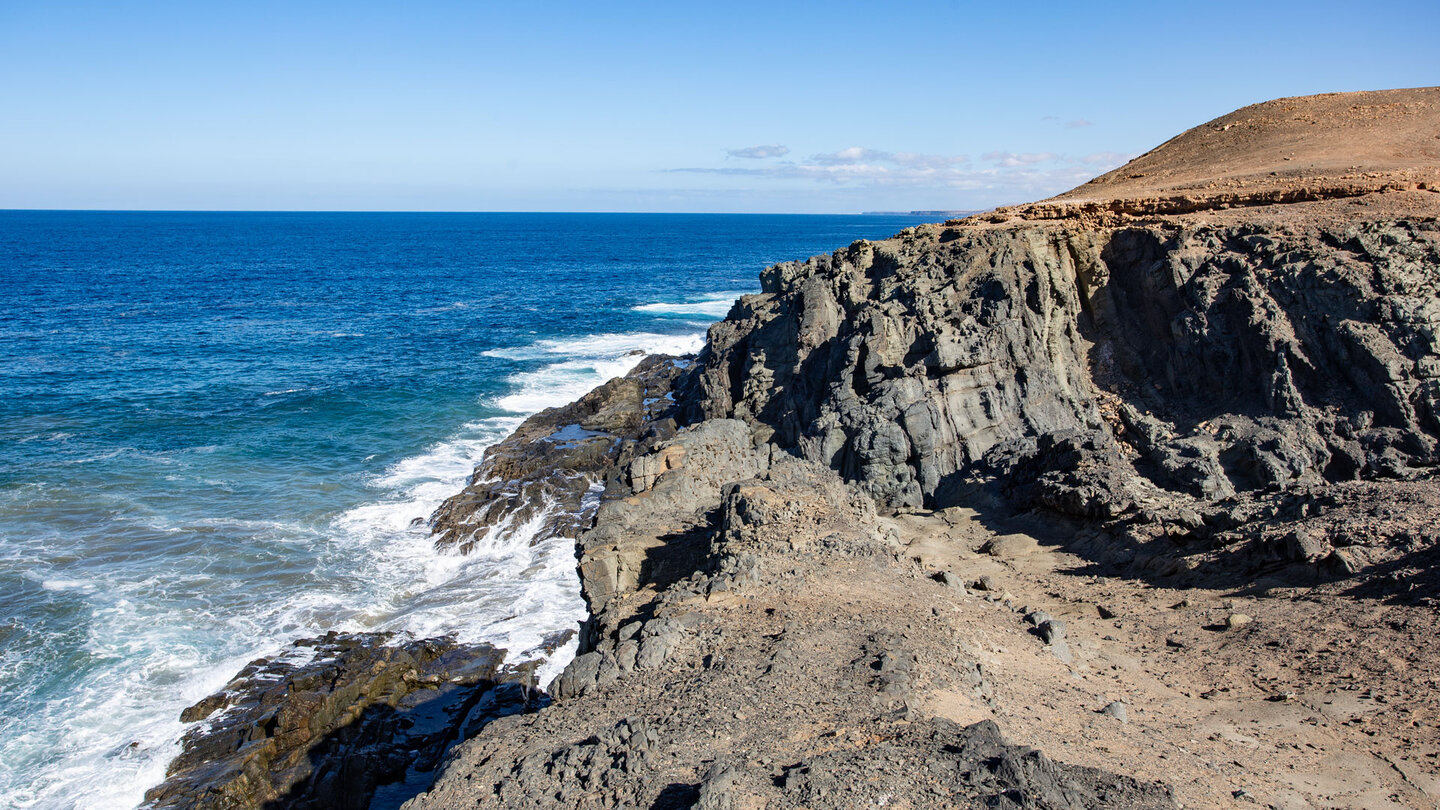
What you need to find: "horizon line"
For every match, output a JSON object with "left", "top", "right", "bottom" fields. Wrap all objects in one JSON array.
[{"left": 0, "top": 207, "right": 979, "bottom": 217}]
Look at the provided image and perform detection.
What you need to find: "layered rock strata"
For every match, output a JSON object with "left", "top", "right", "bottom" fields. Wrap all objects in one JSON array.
[{"left": 680, "top": 211, "right": 1440, "bottom": 587}]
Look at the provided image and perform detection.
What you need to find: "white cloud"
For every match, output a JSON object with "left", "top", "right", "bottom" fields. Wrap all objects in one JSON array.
[
  {"left": 726, "top": 144, "right": 790, "bottom": 159},
  {"left": 665, "top": 145, "right": 1133, "bottom": 201},
  {"left": 811, "top": 147, "right": 891, "bottom": 165},
  {"left": 981, "top": 151, "right": 1059, "bottom": 167},
  {"left": 811, "top": 148, "right": 969, "bottom": 169}
]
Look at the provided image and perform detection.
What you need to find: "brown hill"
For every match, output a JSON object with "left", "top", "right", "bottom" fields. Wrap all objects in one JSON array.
[{"left": 987, "top": 86, "right": 1440, "bottom": 223}]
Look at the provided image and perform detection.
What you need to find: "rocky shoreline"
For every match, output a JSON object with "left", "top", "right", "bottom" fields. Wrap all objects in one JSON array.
[
  {"left": 148, "top": 87, "right": 1440, "bottom": 809},
  {"left": 143, "top": 631, "right": 554, "bottom": 810}
]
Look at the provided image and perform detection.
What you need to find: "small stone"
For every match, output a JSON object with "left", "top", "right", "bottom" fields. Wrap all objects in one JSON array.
[
  {"left": 1100, "top": 701, "right": 1128, "bottom": 723},
  {"left": 982, "top": 533, "right": 1040, "bottom": 558},
  {"left": 1225, "top": 613, "right": 1252, "bottom": 629},
  {"left": 1038, "top": 620, "right": 1067, "bottom": 644},
  {"left": 1025, "top": 610, "right": 1054, "bottom": 628},
  {"left": 975, "top": 575, "right": 997, "bottom": 592},
  {"left": 932, "top": 571, "right": 963, "bottom": 589}
]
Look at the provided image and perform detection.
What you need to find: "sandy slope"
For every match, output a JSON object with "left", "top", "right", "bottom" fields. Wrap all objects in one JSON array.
[{"left": 967, "top": 87, "right": 1440, "bottom": 227}]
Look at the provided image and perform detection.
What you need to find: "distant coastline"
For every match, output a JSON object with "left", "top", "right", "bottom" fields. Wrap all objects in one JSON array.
[{"left": 859, "top": 209, "right": 983, "bottom": 217}]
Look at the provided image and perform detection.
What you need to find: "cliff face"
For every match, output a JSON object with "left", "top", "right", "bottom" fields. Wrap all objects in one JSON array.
[{"left": 686, "top": 214, "right": 1440, "bottom": 524}]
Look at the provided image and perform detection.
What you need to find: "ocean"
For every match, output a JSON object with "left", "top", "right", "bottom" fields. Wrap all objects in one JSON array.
[{"left": 0, "top": 211, "right": 933, "bottom": 809}]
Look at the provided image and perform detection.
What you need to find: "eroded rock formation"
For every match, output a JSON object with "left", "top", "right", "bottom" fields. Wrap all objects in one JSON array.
[{"left": 686, "top": 218, "right": 1439, "bottom": 520}]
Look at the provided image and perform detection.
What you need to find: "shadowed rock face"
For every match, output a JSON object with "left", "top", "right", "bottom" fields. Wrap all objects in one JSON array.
[{"left": 684, "top": 217, "right": 1440, "bottom": 523}]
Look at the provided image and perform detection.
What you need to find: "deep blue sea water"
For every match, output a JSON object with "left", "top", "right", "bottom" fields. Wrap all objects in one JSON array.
[{"left": 0, "top": 211, "right": 932, "bottom": 809}]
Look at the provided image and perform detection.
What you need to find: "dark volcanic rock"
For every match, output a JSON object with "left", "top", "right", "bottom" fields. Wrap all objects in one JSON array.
[
  {"left": 403, "top": 92, "right": 1439, "bottom": 810},
  {"left": 685, "top": 220, "right": 1439, "bottom": 517},
  {"left": 678, "top": 216, "right": 1440, "bottom": 588},
  {"left": 404, "top": 447, "right": 1176, "bottom": 809},
  {"left": 161, "top": 93, "right": 1440, "bottom": 810},
  {"left": 420, "top": 715, "right": 1174, "bottom": 810},
  {"left": 143, "top": 632, "right": 539, "bottom": 810},
  {"left": 777, "top": 718, "right": 1171, "bottom": 809},
  {"left": 429, "top": 355, "right": 687, "bottom": 554}
]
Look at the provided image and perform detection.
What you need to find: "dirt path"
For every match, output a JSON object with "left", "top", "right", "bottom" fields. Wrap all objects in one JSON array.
[{"left": 894, "top": 506, "right": 1440, "bottom": 809}]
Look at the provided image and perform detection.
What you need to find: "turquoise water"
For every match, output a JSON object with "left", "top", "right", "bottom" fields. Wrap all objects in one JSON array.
[{"left": 0, "top": 211, "right": 932, "bottom": 809}]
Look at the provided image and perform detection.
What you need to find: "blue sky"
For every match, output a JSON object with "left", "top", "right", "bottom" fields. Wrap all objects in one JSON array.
[{"left": 1, "top": 1, "right": 1436, "bottom": 212}]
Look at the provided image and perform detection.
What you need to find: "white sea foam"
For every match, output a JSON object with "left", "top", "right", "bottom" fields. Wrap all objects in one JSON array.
[
  {"left": 38, "top": 579, "right": 97, "bottom": 593},
  {"left": 482, "top": 331, "right": 703, "bottom": 362},
  {"left": 490, "top": 332, "right": 704, "bottom": 414},
  {"left": 0, "top": 577, "right": 303, "bottom": 810},
  {"left": 0, "top": 324, "right": 713, "bottom": 810},
  {"left": 631, "top": 290, "right": 747, "bottom": 318}
]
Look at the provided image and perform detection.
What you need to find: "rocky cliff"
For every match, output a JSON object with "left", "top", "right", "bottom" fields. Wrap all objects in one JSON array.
[
  {"left": 154, "top": 88, "right": 1440, "bottom": 810},
  {"left": 685, "top": 213, "right": 1439, "bottom": 556},
  {"left": 404, "top": 88, "right": 1440, "bottom": 810}
]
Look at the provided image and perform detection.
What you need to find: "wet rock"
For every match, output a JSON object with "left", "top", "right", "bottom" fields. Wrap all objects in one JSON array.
[
  {"left": 144, "top": 632, "right": 533, "bottom": 810},
  {"left": 429, "top": 355, "right": 688, "bottom": 555}
]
